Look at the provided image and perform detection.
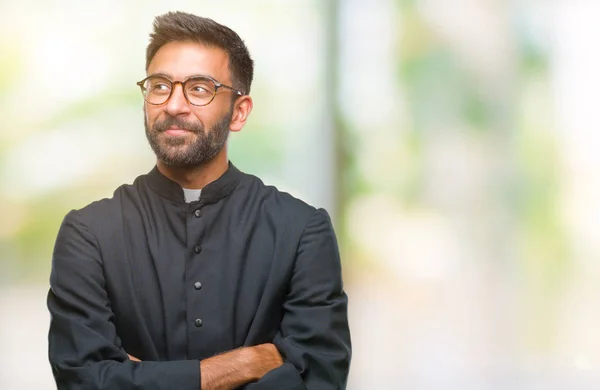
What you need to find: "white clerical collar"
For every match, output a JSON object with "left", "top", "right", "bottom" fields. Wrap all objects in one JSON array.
[{"left": 182, "top": 188, "right": 202, "bottom": 203}]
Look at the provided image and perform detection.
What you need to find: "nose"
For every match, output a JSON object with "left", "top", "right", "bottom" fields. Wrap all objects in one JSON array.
[{"left": 164, "top": 82, "right": 191, "bottom": 116}]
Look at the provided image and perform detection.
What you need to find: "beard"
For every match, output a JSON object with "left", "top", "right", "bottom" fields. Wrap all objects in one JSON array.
[{"left": 144, "top": 109, "right": 232, "bottom": 168}]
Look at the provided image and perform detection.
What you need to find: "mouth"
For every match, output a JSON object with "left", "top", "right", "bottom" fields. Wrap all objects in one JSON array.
[{"left": 163, "top": 127, "right": 193, "bottom": 136}]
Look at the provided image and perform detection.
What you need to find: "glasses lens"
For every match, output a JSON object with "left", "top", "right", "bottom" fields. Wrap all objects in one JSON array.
[
  {"left": 142, "top": 76, "right": 172, "bottom": 105},
  {"left": 185, "top": 77, "right": 217, "bottom": 106}
]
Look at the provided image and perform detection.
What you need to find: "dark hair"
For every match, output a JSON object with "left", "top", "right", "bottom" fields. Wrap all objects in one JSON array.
[{"left": 146, "top": 11, "right": 254, "bottom": 95}]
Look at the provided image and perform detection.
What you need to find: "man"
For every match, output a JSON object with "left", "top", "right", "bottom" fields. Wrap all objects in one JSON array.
[{"left": 47, "top": 11, "right": 351, "bottom": 390}]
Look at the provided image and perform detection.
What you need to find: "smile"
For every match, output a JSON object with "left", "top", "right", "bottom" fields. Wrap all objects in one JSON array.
[{"left": 164, "top": 128, "right": 193, "bottom": 136}]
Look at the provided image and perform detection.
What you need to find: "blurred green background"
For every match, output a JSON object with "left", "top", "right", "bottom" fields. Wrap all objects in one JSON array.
[{"left": 2, "top": 0, "right": 600, "bottom": 388}]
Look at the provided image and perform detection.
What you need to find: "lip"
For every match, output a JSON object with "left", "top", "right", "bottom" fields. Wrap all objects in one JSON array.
[{"left": 164, "top": 128, "right": 191, "bottom": 136}]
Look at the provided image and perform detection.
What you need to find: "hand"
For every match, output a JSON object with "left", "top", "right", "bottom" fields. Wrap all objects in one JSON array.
[{"left": 127, "top": 353, "right": 141, "bottom": 362}]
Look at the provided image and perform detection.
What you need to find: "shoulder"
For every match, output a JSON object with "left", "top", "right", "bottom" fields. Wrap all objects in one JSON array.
[
  {"left": 237, "top": 171, "right": 331, "bottom": 231},
  {"left": 65, "top": 174, "right": 146, "bottom": 230},
  {"left": 240, "top": 172, "right": 315, "bottom": 211}
]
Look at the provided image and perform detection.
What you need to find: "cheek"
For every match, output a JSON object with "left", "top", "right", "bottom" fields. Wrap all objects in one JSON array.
[
  {"left": 190, "top": 108, "right": 215, "bottom": 126},
  {"left": 145, "top": 105, "right": 162, "bottom": 126},
  {"left": 194, "top": 103, "right": 228, "bottom": 125}
]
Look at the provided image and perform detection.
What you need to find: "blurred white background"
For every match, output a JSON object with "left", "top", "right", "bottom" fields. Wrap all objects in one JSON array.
[{"left": 2, "top": 0, "right": 600, "bottom": 388}]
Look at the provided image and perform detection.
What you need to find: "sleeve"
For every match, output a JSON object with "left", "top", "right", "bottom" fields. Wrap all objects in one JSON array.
[
  {"left": 244, "top": 208, "right": 352, "bottom": 389},
  {"left": 47, "top": 210, "right": 201, "bottom": 390}
]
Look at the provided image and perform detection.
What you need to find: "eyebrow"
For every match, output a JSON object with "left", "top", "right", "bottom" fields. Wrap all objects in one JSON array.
[{"left": 148, "top": 72, "right": 218, "bottom": 81}]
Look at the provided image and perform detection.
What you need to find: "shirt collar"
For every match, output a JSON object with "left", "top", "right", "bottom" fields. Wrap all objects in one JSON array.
[{"left": 146, "top": 161, "right": 243, "bottom": 204}]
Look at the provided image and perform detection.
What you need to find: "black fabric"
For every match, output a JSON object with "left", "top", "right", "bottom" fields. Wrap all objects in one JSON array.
[{"left": 47, "top": 163, "right": 351, "bottom": 389}]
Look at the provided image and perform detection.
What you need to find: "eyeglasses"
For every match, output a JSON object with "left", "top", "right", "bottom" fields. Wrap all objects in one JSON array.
[{"left": 136, "top": 75, "right": 243, "bottom": 106}]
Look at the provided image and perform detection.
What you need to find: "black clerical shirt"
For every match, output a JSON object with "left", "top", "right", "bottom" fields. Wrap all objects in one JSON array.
[{"left": 47, "top": 163, "right": 351, "bottom": 389}]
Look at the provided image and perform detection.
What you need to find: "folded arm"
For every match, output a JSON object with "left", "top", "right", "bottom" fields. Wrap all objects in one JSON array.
[
  {"left": 48, "top": 211, "right": 281, "bottom": 390},
  {"left": 243, "top": 208, "right": 352, "bottom": 389}
]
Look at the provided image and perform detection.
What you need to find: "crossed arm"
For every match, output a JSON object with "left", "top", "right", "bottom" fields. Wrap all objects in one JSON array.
[
  {"left": 127, "top": 344, "right": 282, "bottom": 390},
  {"left": 48, "top": 209, "right": 351, "bottom": 389}
]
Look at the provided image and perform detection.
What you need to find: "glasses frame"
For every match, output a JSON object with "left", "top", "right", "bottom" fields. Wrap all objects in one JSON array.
[{"left": 136, "top": 74, "right": 243, "bottom": 107}]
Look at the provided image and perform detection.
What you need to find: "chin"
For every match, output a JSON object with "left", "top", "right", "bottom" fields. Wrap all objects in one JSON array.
[{"left": 160, "top": 135, "right": 190, "bottom": 148}]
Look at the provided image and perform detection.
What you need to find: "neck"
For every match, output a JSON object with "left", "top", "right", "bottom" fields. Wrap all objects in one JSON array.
[{"left": 156, "top": 149, "right": 229, "bottom": 190}]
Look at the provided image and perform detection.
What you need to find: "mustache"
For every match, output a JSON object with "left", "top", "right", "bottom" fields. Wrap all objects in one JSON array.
[{"left": 153, "top": 116, "right": 203, "bottom": 134}]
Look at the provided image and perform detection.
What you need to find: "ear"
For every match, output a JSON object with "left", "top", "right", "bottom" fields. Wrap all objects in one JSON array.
[{"left": 229, "top": 95, "right": 253, "bottom": 133}]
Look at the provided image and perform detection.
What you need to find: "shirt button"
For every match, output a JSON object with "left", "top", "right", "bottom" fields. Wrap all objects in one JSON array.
[
  {"left": 194, "top": 209, "right": 201, "bottom": 218},
  {"left": 194, "top": 282, "right": 202, "bottom": 290},
  {"left": 194, "top": 246, "right": 202, "bottom": 254},
  {"left": 194, "top": 318, "right": 203, "bottom": 327}
]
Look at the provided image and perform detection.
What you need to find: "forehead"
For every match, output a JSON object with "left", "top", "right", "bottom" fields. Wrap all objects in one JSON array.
[{"left": 147, "top": 41, "right": 230, "bottom": 83}]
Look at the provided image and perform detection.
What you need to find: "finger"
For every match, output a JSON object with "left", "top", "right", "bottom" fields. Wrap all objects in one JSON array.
[{"left": 127, "top": 353, "right": 141, "bottom": 362}]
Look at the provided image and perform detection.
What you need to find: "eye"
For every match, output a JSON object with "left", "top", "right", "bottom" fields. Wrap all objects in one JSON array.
[
  {"left": 144, "top": 77, "right": 172, "bottom": 95},
  {"left": 187, "top": 79, "right": 215, "bottom": 95},
  {"left": 191, "top": 85, "right": 208, "bottom": 93},
  {"left": 151, "top": 82, "right": 171, "bottom": 92}
]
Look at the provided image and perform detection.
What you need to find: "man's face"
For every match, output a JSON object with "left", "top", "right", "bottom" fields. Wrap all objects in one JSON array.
[{"left": 144, "top": 41, "right": 234, "bottom": 167}]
